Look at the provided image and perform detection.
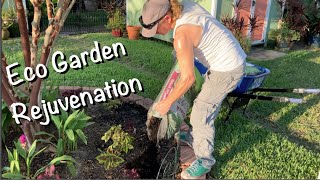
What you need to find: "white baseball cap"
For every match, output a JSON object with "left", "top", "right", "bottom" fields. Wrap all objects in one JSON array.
[{"left": 139, "top": 0, "right": 171, "bottom": 37}]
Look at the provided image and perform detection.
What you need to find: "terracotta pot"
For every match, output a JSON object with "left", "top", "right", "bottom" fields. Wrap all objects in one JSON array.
[
  {"left": 112, "top": 29, "right": 123, "bottom": 37},
  {"left": 2, "top": 29, "right": 10, "bottom": 40},
  {"left": 126, "top": 26, "right": 142, "bottom": 40}
]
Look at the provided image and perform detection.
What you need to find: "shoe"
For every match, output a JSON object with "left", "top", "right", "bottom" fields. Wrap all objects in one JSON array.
[
  {"left": 181, "top": 159, "right": 210, "bottom": 179},
  {"left": 175, "top": 131, "right": 193, "bottom": 147}
]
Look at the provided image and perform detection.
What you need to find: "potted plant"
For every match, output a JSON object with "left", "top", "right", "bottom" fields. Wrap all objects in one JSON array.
[
  {"left": 268, "top": 24, "right": 300, "bottom": 50},
  {"left": 2, "top": 8, "right": 16, "bottom": 40},
  {"left": 126, "top": 11, "right": 142, "bottom": 40},
  {"left": 106, "top": 8, "right": 125, "bottom": 37}
]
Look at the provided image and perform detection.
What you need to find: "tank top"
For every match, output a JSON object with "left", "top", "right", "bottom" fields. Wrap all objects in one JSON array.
[{"left": 173, "top": 0, "right": 247, "bottom": 72}]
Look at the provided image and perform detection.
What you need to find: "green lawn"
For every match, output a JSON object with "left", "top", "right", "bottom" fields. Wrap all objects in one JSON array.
[{"left": 2, "top": 33, "right": 320, "bottom": 179}]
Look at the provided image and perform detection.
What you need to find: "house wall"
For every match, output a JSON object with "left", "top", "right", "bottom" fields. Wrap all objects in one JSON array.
[
  {"left": 264, "top": 0, "right": 282, "bottom": 44},
  {"left": 126, "top": 0, "right": 281, "bottom": 43},
  {"left": 267, "top": 0, "right": 282, "bottom": 30},
  {"left": 215, "top": 0, "right": 234, "bottom": 20}
]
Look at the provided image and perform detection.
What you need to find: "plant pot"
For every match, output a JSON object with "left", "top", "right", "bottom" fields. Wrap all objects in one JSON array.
[
  {"left": 84, "top": 0, "right": 98, "bottom": 11},
  {"left": 126, "top": 26, "right": 142, "bottom": 40},
  {"left": 2, "top": 29, "right": 10, "bottom": 40},
  {"left": 112, "top": 29, "right": 123, "bottom": 37},
  {"left": 309, "top": 34, "right": 320, "bottom": 48}
]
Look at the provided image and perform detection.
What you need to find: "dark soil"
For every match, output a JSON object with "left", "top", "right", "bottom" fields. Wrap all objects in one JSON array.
[{"left": 1, "top": 101, "right": 177, "bottom": 179}]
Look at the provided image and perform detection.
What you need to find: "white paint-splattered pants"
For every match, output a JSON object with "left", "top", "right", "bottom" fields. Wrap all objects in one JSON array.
[{"left": 189, "top": 63, "right": 245, "bottom": 168}]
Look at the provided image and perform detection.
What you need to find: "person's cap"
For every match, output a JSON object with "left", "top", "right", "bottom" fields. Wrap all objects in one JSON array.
[{"left": 140, "top": 0, "right": 170, "bottom": 37}]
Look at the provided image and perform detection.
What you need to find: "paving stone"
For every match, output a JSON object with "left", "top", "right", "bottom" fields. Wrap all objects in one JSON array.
[{"left": 248, "top": 48, "right": 287, "bottom": 61}]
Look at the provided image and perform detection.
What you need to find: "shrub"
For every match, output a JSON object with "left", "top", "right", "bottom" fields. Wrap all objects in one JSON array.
[{"left": 268, "top": 24, "right": 301, "bottom": 42}]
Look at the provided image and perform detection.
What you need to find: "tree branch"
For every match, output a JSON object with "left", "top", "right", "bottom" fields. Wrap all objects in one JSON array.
[
  {"left": 46, "top": 0, "right": 54, "bottom": 20},
  {"left": 28, "top": 0, "right": 75, "bottom": 119},
  {"left": 30, "top": 0, "right": 44, "bottom": 70},
  {"left": 14, "top": 0, "right": 31, "bottom": 67}
]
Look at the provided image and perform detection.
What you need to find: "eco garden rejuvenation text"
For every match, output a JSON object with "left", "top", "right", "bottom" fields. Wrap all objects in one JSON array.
[{"left": 5, "top": 41, "right": 144, "bottom": 126}]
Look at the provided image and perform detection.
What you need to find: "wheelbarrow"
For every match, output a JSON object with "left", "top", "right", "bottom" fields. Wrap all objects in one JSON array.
[{"left": 194, "top": 60, "right": 320, "bottom": 122}]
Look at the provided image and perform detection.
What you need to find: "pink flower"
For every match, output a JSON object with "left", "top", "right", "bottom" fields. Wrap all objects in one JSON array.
[
  {"left": 124, "top": 168, "right": 140, "bottom": 179},
  {"left": 37, "top": 165, "right": 60, "bottom": 179},
  {"left": 19, "top": 134, "right": 26, "bottom": 144},
  {"left": 19, "top": 134, "right": 27, "bottom": 150}
]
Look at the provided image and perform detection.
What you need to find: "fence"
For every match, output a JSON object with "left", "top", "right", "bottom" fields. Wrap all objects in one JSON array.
[{"left": 37, "top": 1, "right": 108, "bottom": 35}]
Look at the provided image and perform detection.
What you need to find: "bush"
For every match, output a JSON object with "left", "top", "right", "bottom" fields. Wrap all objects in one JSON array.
[{"left": 268, "top": 24, "right": 300, "bottom": 42}]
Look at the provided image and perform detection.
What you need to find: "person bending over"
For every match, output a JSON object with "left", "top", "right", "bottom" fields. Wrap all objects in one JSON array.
[{"left": 140, "top": 0, "right": 246, "bottom": 179}]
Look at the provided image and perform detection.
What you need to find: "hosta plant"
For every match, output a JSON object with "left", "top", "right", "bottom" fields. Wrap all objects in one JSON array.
[{"left": 36, "top": 110, "right": 94, "bottom": 157}]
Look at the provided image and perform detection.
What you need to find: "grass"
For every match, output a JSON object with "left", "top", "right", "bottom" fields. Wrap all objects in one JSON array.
[{"left": 2, "top": 33, "right": 320, "bottom": 179}]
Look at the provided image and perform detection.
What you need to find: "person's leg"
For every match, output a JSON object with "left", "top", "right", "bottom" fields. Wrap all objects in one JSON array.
[{"left": 181, "top": 64, "right": 244, "bottom": 179}]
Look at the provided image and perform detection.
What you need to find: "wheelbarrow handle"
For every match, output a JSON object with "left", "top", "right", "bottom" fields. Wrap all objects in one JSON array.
[
  {"left": 293, "top": 88, "right": 320, "bottom": 95},
  {"left": 252, "top": 88, "right": 320, "bottom": 95},
  {"left": 230, "top": 94, "right": 306, "bottom": 104},
  {"left": 285, "top": 98, "right": 306, "bottom": 104}
]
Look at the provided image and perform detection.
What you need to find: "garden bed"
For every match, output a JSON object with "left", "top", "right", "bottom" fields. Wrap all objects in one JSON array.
[{"left": 1, "top": 100, "right": 178, "bottom": 179}]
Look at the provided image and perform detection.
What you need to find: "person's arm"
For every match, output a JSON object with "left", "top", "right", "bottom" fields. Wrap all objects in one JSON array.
[
  {"left": 164, "top": 29, "right": 195, "bottom": 104},
  {"left": 155, "top": 25, "right": 202, "bottom": 116}
]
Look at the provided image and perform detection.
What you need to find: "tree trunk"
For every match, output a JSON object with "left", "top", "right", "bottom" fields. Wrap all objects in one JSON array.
[
  {"left": 1, "top": 0, "right": 76, "bottom": 146},
  {"left": 14, "top": 0, "right": 31, "bottom": 68}
]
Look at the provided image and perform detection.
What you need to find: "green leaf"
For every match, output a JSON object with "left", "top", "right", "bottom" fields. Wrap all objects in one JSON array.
[
  {"left": 64, "top": 110, "right": 80, "bottom": 130},
  {"left": 74, "top": 121, "right": 94, "bottom": 130},
  {"left": 2, "top": 166, "right": 10, "bottom": 172},
  {"left": 51, "top": 115, "right": 62, "bottom": 130},
  {"left": 2, "top": 112, "right": 11, "bottom": 134},
  {"left": 76, "top": 129, "right": 87, "bottom": 145},
  {"left": 96, "top": 153, "right": 124, "bottom": 170},
  {"left": 49, "top": 155, "right": 76, "bottom": 165},
  {"left": 13, "top": 150, "right": 20, "bottom": 173},
  {"left": 10, "top": 161, "right": 15, "bottom": 173},
  {"left": 34, "top": 131, "right": 56, "bottom": 140},
  {"left": 67, "top": 161, "right": 76, "bottom": 177},
  {"left": 1, "top": 173, "right": 26, "bottom": 179},
  {"left": 6, "top": 147, "right": 14, "bottom": 162},
  {"left": 57, "top": 139, "right": 64, "bottom": 157},
  {"left": 14, "top": 160, "right": 20, "bottom": 174},
  {"left": 68, "top": 110, "right": 92, "bottom": 130},
  {"left": 61, "top": 110, "right": 68, "bottom": 123},
  {"left": 76, "top": 110, "right": 91, "bottom": 121},
  {"left": 28, "top": 140, "right": 37, "bottom": 158},
  {"left": 31, "top": 147, "right": 46, "bottom": 160},
  {"left": 14, "top": 141, "right": 26, "bottom": 159},
  {"left": 30, "top": 147, "right": 47, "bottom": 167},
  {"left": 65, "top": 129, "right": 75, "bottom": 141},
  {"left": 2, "top": 101, "right": 8, "bottom": 109},
  {"left": 13, "top": 149, "right": 18, "bottom": 161}
]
